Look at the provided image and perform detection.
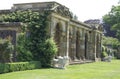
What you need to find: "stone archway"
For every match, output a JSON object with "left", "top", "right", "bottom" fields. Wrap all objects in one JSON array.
[
  {"left": 54, "top": 23, "right": 62, "bottom": 56},
  {"left": 69, "top": 27, "right": 74, "bottom": 60},
  {"left": 85, "top": 33, "right": 88, "bottom": 59}
]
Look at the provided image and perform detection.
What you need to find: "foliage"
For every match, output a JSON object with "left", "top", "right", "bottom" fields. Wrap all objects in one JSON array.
[
  {"left": 102, "top": 51, "right": 108, "bottom": 57},
  {"left": 101, "top": 46, "right": 108, "bottom": 58},
  {"left": 0, "top": 38, "right": 14, "bottom": 63},
  {"left": 41, "top": 38, "right": 58, "bottom": 67},
  {"left": 102, "top": 36, "right": 120, "bottom": 59},
  {"left": 17, "top": 33, "right": 33, "bottom": 61},
  {"left": 0, "top": 61, "right": 41, "bottom": 74},
  {"left": 1, "top": 10, "right": 57, "bottom": 67},
  {"left": 102, "top": 36, "right": 120, "bottom": 49},
  {"left": 102, "top": 23, "right": 116, "bottom": 37},
  {"left": 103, "top": 5, "right": 120, "bottom": 40}
]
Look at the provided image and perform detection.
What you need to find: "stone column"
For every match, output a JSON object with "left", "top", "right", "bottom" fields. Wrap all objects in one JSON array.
[
  {"left": 74, "top": 28, "right": 77, "bottom": 60},
  {"left": 94, "top": 31, "right": 97, "bottom": 61},
  {"left": 100, "top": 34, "right": 102, "bottom": 58}
]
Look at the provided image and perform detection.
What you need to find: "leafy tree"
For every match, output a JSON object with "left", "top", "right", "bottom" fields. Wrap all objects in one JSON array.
[
  {"left": 103, "top": 5, "right": 120, "bottom": 40},
  {"left": 102, "top": 36, "right": 120, "bottom": 59},
  {"left": 102, "top": 23, "right": 116, "bottom": 38},
  {"left": 102, "top": 36, "right": 120, "bottom": 49}
]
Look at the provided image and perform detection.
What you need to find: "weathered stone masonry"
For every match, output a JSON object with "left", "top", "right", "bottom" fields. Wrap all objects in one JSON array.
[{"left": 0, "top": 2, "right": 103, "bottom": 63}]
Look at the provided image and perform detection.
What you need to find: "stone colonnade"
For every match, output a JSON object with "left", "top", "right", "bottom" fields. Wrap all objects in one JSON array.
[{"left": 50, "top": 13, "right": 103, "bottom": 62}]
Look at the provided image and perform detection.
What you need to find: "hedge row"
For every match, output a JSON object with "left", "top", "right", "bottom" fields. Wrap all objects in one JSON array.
[{"left": 0, "top": 61, "right": 41, "bottom": 74}]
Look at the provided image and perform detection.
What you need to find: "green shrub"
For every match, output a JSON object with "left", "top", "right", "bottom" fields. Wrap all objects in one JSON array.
[
  {"left": 40, "top": 38, "right": 58, "bottom": 67},
  {"left": 0, "top": 63, "right": 9, "bottom": 73},
  {"left": 0, "top": 61, "right": 41, "bottom": 74},
  {"left": 17, "top": 33, "right": 33, "bottom": 61},
  {"left": 102, "top": 51, "right": 108, "bottom": 57},
  {"left": 0, "top": 38, "right": 14, "bottom": 63},
  {"left": 101, "top": 46, "right": 108, "bottom": 58}
]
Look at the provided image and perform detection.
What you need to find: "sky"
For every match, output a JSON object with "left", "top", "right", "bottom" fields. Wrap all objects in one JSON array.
[{"left": 0, "top": 0, "right": 119, "bottom": 22}]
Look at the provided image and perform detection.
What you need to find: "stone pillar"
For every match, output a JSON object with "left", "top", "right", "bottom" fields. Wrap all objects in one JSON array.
[
  {"left": 94, "top": 31, "right": 97, "bottom": 61},
  {"left": 100, "top": 34, "right": 102, "bottom": 58},
  {"left": 74, "top": 28, "right": 77, "bottom": 60},
  {"left": 61, "top": 32, "right": 66, "bottom": 56}
]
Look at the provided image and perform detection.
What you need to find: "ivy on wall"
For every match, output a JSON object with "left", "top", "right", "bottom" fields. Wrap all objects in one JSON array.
[
  {"left": 1, "top": 10, "right": 57, "bottom": 67},
  {"left": 0, "top": 38, "right": 14, "bottom": 63}
]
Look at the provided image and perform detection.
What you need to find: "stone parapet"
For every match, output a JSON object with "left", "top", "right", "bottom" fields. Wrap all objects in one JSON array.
[
  {"left": 0, "top": 9, "right": 11, "bottom": 14},
  {"left": 0, "top": 22, "right": 21, "bottom": 27}
]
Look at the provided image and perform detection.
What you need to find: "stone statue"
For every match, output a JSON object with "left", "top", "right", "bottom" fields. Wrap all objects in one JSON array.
[{"left": 52, "top": 56, "right": 69, "bottom": 69}]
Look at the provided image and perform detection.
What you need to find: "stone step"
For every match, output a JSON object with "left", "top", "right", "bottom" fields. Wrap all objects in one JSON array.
[{"left": 69, "top": 60, "right": 94, "bottom": 65}]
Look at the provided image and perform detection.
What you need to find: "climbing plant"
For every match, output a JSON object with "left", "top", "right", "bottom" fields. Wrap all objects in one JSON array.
[
  {"left": 0, "top": 38, "right": 14, "bottom": 63},
  {"left": 17, "top": 33, "right": 33, "bottom": 62},
  {"left": 1, "top": 10, "right": 58, "bottom": 67}
]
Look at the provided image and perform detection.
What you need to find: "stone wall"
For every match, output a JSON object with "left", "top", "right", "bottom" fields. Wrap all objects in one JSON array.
[{"left": 0, "top": 1, "right": 103, "bottom": 63}]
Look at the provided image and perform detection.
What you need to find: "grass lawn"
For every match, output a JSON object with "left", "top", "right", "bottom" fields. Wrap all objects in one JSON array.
[{"left": 0, "top": 60, "right": 120, "bottom": 79}]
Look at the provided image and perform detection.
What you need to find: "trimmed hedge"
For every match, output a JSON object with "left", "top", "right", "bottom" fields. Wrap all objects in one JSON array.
[{"left": 0, "top": 61, "right": 41, "bottom": 74}]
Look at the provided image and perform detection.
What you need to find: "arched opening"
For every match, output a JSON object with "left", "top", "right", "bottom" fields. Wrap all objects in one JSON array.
[
  {"left": 54, "top": 23, "right": 62, "bottom": 56},
  {"left": 69, "top": 29, "right": 73, "bottom": 60},
  {"left": 76, "top": 30, "right": 80, "bottom": 59},
  {"left": 85, "top": 33, "right": 88, "bottom": 59}
]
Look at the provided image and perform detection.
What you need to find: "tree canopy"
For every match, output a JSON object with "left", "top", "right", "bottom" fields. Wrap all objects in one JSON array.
[
  {"left": 103, "top": 5, "right": 120, "bottom": 40},
  {"left": 102, "top": 36, "right": 120, "bottom": 49}
]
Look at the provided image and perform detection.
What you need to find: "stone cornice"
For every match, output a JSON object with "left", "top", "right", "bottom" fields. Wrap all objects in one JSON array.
[
  {"left": 0, "top": 22, "right": 21, "bottom": 32},
  {"left": 70, "top": 19, "right": 91, "bottom": 28},
  {"left": 0, "top": 9, "right": 11, "bottom": 14},
  {"left": 0, "top": 22, "right": 21, "bottom": 27}
]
